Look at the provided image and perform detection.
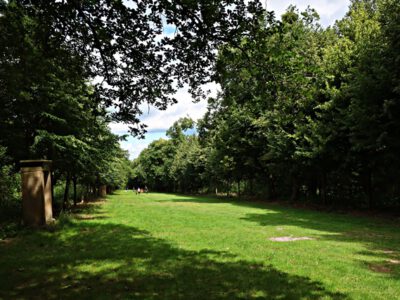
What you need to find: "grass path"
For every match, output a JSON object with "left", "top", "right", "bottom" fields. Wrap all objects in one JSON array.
[{"left": 1, "top": 192, "right": 400, "bottom": 299}]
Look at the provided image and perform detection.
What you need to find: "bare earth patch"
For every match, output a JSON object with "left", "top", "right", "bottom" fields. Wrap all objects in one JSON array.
[
  {"left": 269, "top": 236, "right": 315, "bottom": 242},
  {"left": 369, "top": 263, "right": 392, "bottom": 273},
  {"left": 387, "top": 259, "right": 400, "bottom": 265},
  {"left": 75, "top": 214, "right": 97, "bottom": 220},
  {"left": 74, "top": 212, "right": 108, "bottom": 221}
]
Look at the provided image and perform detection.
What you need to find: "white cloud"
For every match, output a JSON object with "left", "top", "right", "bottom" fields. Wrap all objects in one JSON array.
[
  {"left": 111, "top": 83, "right": 219, "bottom": 159},
  {"left": 110, "top": 82, "right": 219, "bottom": 134},
  {"left": 118, "top": 132, "right": 168, "bottom": 159},
  {"left": 108, "top": 122, "right": 129, "bottom": 135},
  {"left": 140, "top": 83, "right": 219, "bottom": 133},
  {"left": 120, "top": 140, "right": 148, "bottom": 159},
  {"left": 267, "top": 0, "right": 350, "bottom": 27}
]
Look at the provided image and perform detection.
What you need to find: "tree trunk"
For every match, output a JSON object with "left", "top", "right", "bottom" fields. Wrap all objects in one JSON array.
[
  {"left": 268, "top": 174, "right": 276, "bottom": 200},
  {"left": 63, "top": 173, "right": 71, "bottom": 210},
  {"left": 320, "top": 171, "right": 327, "bottom": 205},
  {"left": 85, "top": 184, "right": 90, "bottom": 201},
  {"left": 289, "top": 174, "right": 298, "bottom": 202},
  {"left": 73, "top": 176, "right": 77, "bottom": 206},
  {"left": 366, "top": 169, "right": 374, "bottom": 209},
  {"left": 51, "top": 172, "right": 55, "bottom": 212}
]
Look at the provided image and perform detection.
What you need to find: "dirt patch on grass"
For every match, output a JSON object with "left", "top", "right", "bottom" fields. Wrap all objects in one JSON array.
[
  {"left": 369, "top": 263, "right": 392, "bottom": 273},
  {"left": 269, "top": 236, "right": 315, "bottom": 242},
  {"left": 75, "top": 214, "right": 98, "bottom": 220},
  {"left": 75, "top": 214, "right": 108, "bottom": 221},
  {"left": 387, "top": 259, "right": 400, "bottom": 265}
]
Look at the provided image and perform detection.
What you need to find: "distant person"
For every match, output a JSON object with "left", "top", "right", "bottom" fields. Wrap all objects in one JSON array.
[
  {"left": 137, "top": 187, "right": 141, "bottom": 195},
  {"left": 144, "top": 185, "right": 148, "bottom": 193}
]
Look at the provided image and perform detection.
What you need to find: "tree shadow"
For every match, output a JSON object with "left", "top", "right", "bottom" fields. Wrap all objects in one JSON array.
[
  {"left": 155, "top": 194, "right": 269, "bottom": 207},
  {"left": 242, "top": 210, "right": 400, "bottom": 279},
  {"left": 0, "top": 209, "right": 347, "bottom": 299},
  {"left": 156, "top": 194, "right": 400, "bottom": 279}
]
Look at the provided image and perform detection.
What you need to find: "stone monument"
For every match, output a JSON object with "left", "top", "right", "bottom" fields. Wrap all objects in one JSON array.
[
  {"left": 20, "top": 160, "right": 53, "bottom": 226},
  {"left": 99, "top": 185, "right": 107, "bottom": 197}
]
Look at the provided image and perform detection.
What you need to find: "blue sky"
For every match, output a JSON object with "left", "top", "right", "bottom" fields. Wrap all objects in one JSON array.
[{"left": 111, "top": 0, "right": 351, "bottom": 159}]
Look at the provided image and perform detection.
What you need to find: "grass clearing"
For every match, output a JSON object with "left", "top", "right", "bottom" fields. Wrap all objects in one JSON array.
[{"left": 1, "top": 192, "right": 400, "bottom": 299}]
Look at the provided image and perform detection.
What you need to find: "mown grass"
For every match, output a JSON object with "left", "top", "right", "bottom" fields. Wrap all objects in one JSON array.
[{"left": 1, "top": 192, "right": 399, "bottom": 299}]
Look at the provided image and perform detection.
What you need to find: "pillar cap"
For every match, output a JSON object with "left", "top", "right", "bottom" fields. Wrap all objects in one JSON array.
[{"left": 20, "top": 160, "right": 52, "bottom": 170}]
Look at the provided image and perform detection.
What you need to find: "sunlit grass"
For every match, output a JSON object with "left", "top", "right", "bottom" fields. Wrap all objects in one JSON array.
[{"left": 1, "top": 191, "right": 399, "bottom": 299}]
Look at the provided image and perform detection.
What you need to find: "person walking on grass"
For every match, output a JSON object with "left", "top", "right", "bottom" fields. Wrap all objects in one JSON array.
[{"left": 137, "top": 187, "right": 141, "bottom": 195}]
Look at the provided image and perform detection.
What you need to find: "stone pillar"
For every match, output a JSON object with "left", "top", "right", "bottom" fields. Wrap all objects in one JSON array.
[
  {"left": 20, "top": 160, "right": 53, "bottom": 226},
  {"left": 99, "top": 185, "right": 107, "bottom": 197}
]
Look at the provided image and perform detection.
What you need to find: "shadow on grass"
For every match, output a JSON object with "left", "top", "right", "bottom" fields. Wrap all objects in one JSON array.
[
  {"left": 242, "top": 210, "right": 400, "bottom": 279},
  {"left": 158, "top": 194, "right": 400, "bottom": 278},
  {"left": 0, "top": 205, "right": 347, "bottom": 299}
]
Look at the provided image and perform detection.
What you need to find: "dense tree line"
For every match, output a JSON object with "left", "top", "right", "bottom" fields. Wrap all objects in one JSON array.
[
  {"left": 134, "top": 0, "right": 400, "bottom": 209},
  {"left": 132, "top": 117, "right": 206, "bottom": 192},
  {"left": 0, "top": 1, "right": 135, "bottom": 213},
  {"left": 0, "top": 0, "right": 263, "bottom": 216}
]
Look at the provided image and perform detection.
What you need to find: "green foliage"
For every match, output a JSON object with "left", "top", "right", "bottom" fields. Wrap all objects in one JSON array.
[
  {"left": 132, "top": 118, "right": 207, "bottom": 193},
  {"left": 196, "top": 0, "right": 400, "bottom": 206},
  {"left": 133, "top": 139, "right": 175, "bottom": 191},
  {"left": 133, "top": 1, "right": 400, "bottom": 208},
  {"left": 0, "top": 3, "right": 135, "bottom": 209},
  {"left": 166, "top": 117, "right": 195, "bottom": 142},
  {"left": 0, "top": 0, "right": 265, "bottom": 135},
  {"left": 170, "top": 136, "right": 206, "bottom": 192},
  {"left": 1, "top": 0, "right": 399, "bottom": 209},
  {"left": 0, "top": 146, "right": 21, "bottom": 221},
  {"left": 0, "top": 0, "right": 267, "bottom": 211},
  {"left": 99, "top": 149, "right": 133, "bottom": 190}
]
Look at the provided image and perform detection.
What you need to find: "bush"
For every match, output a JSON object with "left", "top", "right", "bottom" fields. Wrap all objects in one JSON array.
[{"left": 0, "top": 146, "right": 21, "bottom": 222}]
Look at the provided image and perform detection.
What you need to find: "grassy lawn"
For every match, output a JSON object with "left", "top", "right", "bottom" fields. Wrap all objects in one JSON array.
[{"left": 1, "top": 192, "right": 400, "bottom": 299}]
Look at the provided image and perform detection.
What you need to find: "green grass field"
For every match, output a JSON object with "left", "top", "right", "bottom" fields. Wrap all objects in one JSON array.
[{"left": 1, "top": 192, "right": 400, "bottom": 299}]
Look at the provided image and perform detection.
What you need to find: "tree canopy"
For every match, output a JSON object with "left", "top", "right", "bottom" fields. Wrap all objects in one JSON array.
[
  {"left": 133, "top": 0, "right": 400, "bottom": 209},
  {"left": 1, "top": 0, "right": 265, "bottom": 135},
  {"left": 2, "top": 0, "right": 400, "bottom": 210},
  {"left": 0, "top": 0, "right": 265, "bottom": 210}
]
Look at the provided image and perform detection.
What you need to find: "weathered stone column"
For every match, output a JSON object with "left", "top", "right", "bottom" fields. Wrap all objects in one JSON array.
[
  {"left": 99, "top": 185, "right": 107, "bottom": 197},
  {"left": 20, "top": 160, "right": 53, "bottom": 226}
]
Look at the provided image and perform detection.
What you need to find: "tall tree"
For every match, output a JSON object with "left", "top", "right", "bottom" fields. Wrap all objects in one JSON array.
[{"left": 1, "top": 0, "right": 265, "bottom": 136}]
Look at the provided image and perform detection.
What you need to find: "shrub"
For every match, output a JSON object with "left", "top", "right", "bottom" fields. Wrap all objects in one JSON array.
[{"left": 0, "top": 146, "right": 21, "bottom": 222}]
